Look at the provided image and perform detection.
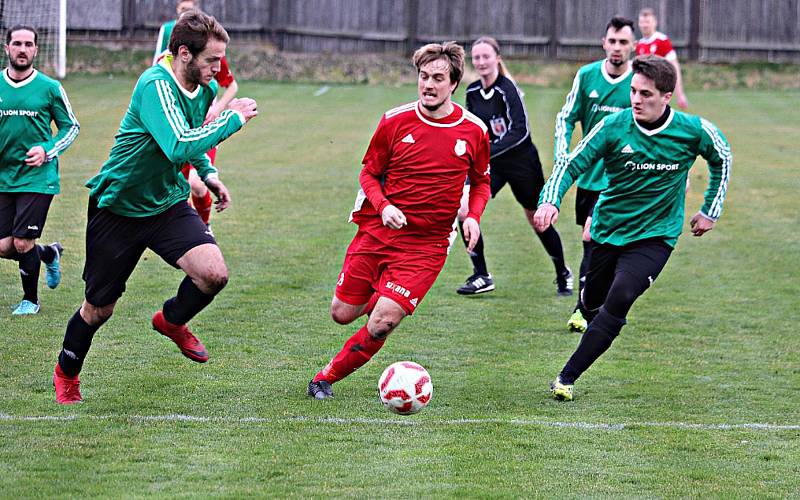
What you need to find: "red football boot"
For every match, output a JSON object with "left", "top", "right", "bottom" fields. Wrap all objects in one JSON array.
[
  {"left": 53, "top": 363, "right": 82, "bottom": 404},
  {"left": 152, "top": 310, "right": 209, "bottom": 363}
]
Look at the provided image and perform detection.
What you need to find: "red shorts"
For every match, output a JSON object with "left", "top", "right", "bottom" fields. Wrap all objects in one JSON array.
[
  {"left": 335, "top": 230, "right": 447, "bottom": 315},
  {"left": 181, "top": 147, "right": 218, "bottom": 178}
]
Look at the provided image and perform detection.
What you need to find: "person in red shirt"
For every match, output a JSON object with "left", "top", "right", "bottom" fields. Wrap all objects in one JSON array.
[
  {"left": 636, "top": 7, "right": 688, "bottom": 109},
  {"left": 307, "top": 42, "right": 492, "bottom": 400}
]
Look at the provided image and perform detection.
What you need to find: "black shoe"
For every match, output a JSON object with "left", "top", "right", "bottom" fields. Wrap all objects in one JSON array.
[
  {"left": 457, "top": 273, "right": 495, "bottom": 295},
  {"left": 555, "top": 268, "right": 574, "bottom": 296},
  {"left": 307, "top": 380, "right": 334, "bottom": 400}
]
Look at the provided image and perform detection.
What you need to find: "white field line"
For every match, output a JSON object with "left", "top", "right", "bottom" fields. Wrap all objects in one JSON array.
[{"left": 1, "top": 413, "right": 798, "bottom": 431}]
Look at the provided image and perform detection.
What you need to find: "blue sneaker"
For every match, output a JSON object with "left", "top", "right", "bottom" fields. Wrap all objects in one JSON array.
[
  {"left": 13, "top": 299, "right": 40, "bottom": 315},
  {"left": 45, "top": 242, "right": 63, "bottom": 289}
]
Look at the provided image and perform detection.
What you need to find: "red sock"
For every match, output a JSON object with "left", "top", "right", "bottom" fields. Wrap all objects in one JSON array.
[
  {"left": 314, "top": 325, "right": 385, "bottom": 384},
  {"left": 192, "top": 190, "right": 213, "bottom": 225}
]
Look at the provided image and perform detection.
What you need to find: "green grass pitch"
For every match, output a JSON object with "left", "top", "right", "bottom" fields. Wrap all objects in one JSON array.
[{"left": 1, "top": 76, "right": 798, "bottom": 497}]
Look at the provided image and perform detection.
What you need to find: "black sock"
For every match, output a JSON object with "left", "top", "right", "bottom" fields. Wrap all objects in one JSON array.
[
  {"left": 535, "top": 225, "right": 567, "bottom": 275},
  {"left": 575, "top": 240, "right": 593, "bottom": 311},
  {"left": 17, "top": 247, "right": 41, "bottom": 303},
  {"left": 459, "top": 221, "right": 488, "bottom": 276},
  {"left": 59, "top": 310, "right": 101, "bottom": 377},
  {"left": 36, "top": 243, "right": 56, "bottom": 264},
  {"left": 559, "top": 308, "right": 626, "bottom": 384},
  {"left": 163, "top": 276, "right": 216, "bottom": 325}
]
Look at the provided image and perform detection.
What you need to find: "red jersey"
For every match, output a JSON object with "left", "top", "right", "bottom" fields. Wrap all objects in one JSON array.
[
  {"left": 636, "top": 32, "right": 677, "bottom": 61},
  {"left": 215, "top": 57, "right": 235, "bottom": 87},
  {"left": 351, "top": 101, "right": 491, "bottom": 253}
]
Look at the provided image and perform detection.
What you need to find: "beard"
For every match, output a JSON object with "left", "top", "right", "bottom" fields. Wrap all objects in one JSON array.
[
  {"left": 8, "top": 55, "right": 33, "bottom": 73},
  {"left": 184, "top": 58, "right": 204, "bottom": 86},
  {"left": 421, "top": 100, "right": 444, "bottom": 112},
  {"left": 608, "top": 56, "right": 625, "bottom": 67}
]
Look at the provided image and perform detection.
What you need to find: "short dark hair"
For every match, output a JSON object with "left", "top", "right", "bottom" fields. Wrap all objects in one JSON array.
[
  {"left": 639, "top": 7, "right": 656, "bottom": 18},
  {"left": 6, "top": 25, "right": 38, "bottom": 45},
  {"left": 168, "top": 9, "right": 228, "bottom": 58},
  {"left": 412, "top": 41, "right": 466, "bottom": 88},
  {"left": 633, "top": 55, "right": 676, "bottom": 93},
  {"left": 606, "top": 16, "right": 635, "bottom": 35}
]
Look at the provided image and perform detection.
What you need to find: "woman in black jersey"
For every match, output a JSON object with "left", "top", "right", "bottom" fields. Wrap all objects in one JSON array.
[{"left": 456, "top": 36, "right": 572, "bottom": 296}]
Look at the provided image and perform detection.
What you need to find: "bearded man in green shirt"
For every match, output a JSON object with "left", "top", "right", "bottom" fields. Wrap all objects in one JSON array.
[
  {"left": 0, "top": 25, "right": 79, "bottom": 315},
  {"left": 53, "top": 11, "right": 258, "bottom": 404},
  {"left": 536, "top": 55, "right": 732, "bottom": 401}
]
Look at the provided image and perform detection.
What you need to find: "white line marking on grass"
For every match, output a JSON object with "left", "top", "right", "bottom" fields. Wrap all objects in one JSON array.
[
  {"left": 1, "top": 413, "right": 798, "bottom": 431},
  {"left": 313, "top": 86, "right": 330, "bottom": 96}
]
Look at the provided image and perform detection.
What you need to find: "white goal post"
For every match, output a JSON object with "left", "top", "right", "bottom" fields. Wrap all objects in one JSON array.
[{"left": 1, "top": 0, "right": 67, "bottom": 78}]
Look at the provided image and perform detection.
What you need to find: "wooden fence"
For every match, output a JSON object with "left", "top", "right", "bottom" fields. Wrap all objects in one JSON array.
[{"left": 32, "top": 0, "right": 800, "bottom": 62}]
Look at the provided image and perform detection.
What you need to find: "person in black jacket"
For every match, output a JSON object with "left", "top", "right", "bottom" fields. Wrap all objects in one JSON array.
[{"left": 456, "top": 36, "right": 572, "bottom": 296}]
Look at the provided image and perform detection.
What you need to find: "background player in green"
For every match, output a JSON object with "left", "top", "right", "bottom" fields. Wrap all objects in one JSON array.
[
  {"left": 535, "top": 55, "right": 732, "bottom": 401},
  {"left": 554, "top": 16, "right": 635, "bottom": 333},
  {"left": 0, "top": 25, "right": 79, "bottom": 315},
  {"left": 52, "top": 11, "right": 258, "bottom": 404}
]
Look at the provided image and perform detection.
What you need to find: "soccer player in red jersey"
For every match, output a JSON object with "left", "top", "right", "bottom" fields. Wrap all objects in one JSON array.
[
  {"left": 307, "top": 42, "right": 492, "bottom": 400},
  {"left": 636, "top": 7, "right": 689, "bottom": 109}
]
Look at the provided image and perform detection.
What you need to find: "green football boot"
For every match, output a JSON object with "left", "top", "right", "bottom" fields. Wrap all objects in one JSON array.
[
  {"left": 550, "top": 376, "right": 574, "bottom": 401},
  {"left": 567, "top": 310, "right": 588, "bottom": 333}
]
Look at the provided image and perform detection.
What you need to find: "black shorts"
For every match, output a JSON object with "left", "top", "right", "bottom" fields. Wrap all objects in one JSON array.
[
  {"left": 582, "top": 238, "right": 673, "bottom": 312},
  {"left": 0, "top": 192, "right": 54, "bottom": 239},
  {"left": 490, "top": 146, "right": 545, "bottom": 211},
  {"left": 575, "top": 188, "right": 600, "bottom": 226},
  {"left": 83, "top": 198, "right": 217, "bottom": 307}
]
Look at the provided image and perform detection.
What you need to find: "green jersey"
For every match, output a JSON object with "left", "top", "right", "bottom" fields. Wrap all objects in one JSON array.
[
  {"left": 86, "top": 55, "right": 244, "bottom": 217},
  {"left": 540, "top": 108, "right": 732, "bottom": 248},
  {"left": 0, "top": 69, "right": 80, "bottom": 194},
  {"left": 153, "top": 20, "right": 176, "bottom": 65},
  {"left": 554, "top": 60, "right": 632, "bottom": 191}
]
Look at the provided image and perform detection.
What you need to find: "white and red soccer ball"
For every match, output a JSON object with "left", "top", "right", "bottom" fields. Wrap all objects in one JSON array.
[{"left": 378, "top": 361, "right": 433, "bottom": 415}]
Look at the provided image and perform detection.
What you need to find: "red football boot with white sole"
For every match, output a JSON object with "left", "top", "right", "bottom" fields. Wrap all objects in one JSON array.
[{"left": 152, "top": 310, "right": 209, "bottom": 363}]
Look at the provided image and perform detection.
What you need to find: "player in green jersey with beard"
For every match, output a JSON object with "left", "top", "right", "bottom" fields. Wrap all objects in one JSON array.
[
  {"left": 554, "top": 16, "right": 635, "bottom": 333},
  {"left": 0, "top": 25, "right": 79, "bottom": 315},
  {"left": 535, "top": 55, "right": 732, "bottom": 401},
  {"left": 52, "top": 10, "right": 258, "bottom": 404}
]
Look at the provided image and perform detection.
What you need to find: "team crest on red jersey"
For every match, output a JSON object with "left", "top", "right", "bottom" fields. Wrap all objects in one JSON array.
[
  {"left": 490, "top": 117, "right": 507, "bottom": 138},
  {"left": 454, "top": 139, "right": 467, "bottom": 156}
]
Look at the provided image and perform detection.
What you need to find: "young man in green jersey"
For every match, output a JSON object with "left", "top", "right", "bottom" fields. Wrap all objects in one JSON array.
[
  {"left": 554, "top": 16, "right": 635, "bottom": 334},
  {"left": 53, "top": 11, "right": 258, "bottom": 404},
  {"left": 535, "top": 55, "right": 731, "bottom": 401},
  {"left": 0, "top": 25, "right": 79, "bottom": 315}
]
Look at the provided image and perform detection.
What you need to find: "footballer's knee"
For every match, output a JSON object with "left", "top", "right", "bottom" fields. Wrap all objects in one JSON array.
[
  {"left": 330, "top": 297, "right": 364, "bottom": 325},
  {"left": 367, "top": 308, "right": 404, "bottom": 340},
  {"left": 80, "top": 300, "right": 115, "bottom": 326},
  {"left": 198, "top": 268, "right": 228, "bottom": 294},
  {"left": 13, "top": 237, "right": 35, "bottom": 254},
  {"left": 0, "top": 237, "right": 14, "bottom": 258}
]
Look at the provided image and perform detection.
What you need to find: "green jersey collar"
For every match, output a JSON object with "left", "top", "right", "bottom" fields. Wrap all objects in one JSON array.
[
  {"left": 158, "top": 54, "right": 201, "bottom": 100},
  {"left": 601, "top": 60, "right": 632, "bottom": 85},
  {"left": 634, "top": 107, "right": 675, "bottom": 136},
  {"left": 2, "top": 68, "right": 38, "bottom": 88}
]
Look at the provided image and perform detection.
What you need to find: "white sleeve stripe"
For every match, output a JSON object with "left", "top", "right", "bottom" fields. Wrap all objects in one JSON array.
[
  {"left": 554, "top": 73, "right": 581, "bottom": 159},
  {"left": 544, "top": 119, "right": 604, "bottom": 203},
  {"left": 700, "top": 118, "right": 732, "bottom": 219},
  {"left": 155, "top": 80, "right": 187, "bottom": 140},
  {"left": 155, "top": 80, "right": 239, "bottom": 144},
  {"left": 46, "top": 85, "right": 80, "bottom": 159}
]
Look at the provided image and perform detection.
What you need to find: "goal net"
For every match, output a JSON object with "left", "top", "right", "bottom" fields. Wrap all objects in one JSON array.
[{"left": 0, "top": 0, "right": 66, "bottom": 78}]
